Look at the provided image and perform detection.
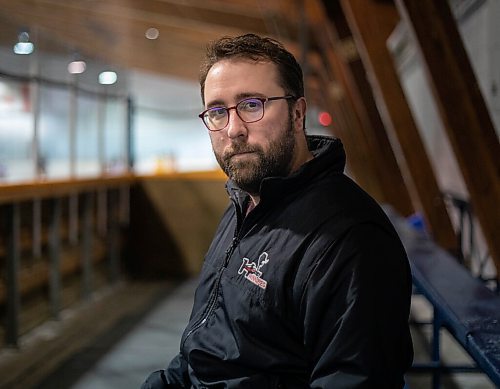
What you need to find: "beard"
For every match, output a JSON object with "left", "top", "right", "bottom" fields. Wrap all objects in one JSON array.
[{"left": 214, "top": 116, "right": 296, "bottom": 195}]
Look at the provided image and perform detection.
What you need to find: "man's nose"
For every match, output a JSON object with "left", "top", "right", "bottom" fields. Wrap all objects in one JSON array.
[{"left": 226, "top": 110, "right": 248, "bottom": 139}]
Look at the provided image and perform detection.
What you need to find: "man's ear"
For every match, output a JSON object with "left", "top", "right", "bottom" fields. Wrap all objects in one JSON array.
[{"left": 293, "top": 97, "right": 307, "bottom": 132}]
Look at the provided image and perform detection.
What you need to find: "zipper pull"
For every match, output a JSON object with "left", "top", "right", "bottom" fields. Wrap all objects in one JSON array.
[
  {"left": 231, "top": 236, "right": 240, "bottom": 249},
  {"left": 223, "top": 237, "right": 240, "bottom": 267}
]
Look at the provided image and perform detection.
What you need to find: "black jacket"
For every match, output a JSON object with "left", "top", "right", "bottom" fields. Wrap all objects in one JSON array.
[{"left": 142, "top": 136, "right": 413, "bottom": 388}]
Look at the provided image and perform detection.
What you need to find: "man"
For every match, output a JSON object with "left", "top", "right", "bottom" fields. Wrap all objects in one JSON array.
[{"left": 142, "top": 33, "right": 413, "bottom": 388}]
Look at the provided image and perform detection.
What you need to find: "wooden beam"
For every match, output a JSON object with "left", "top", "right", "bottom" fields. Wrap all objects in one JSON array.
[
  {"left": 395, "top": 0, "right": 500, "bottom": 271},
  {"left": 318, "top": 54, "right": 387, "bottom": 200},
  {"left": 303, "top": 0, "right": 389, "bottom": 202},
  {"left": 307, "top": 53, "right": 367, "bottom": 183},
  {"left": 319, "top": 0, "right": 414, "bottom": 216},
  {"left": 89, "top": 0, "right": 299, "bottom": 37},
  {"left": 340, "top": 0, "right": 458, "bottom": 253},
  {"left": 0, "top": 175, "right": 135, "bottom": 204},
  {"left": 97, "top": 0, "right": 269, "bottom": 32}
]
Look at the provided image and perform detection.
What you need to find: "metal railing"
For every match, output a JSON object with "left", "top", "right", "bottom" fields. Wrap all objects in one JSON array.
[{"left": 0, "top": 175, "right": 133, "bottom": 347}]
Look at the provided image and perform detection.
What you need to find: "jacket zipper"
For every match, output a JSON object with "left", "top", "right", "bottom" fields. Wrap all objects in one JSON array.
[
  {"left": 182, "top": 235, "right": 240, "bottom": 345},
  {"left": 181, "top": 195, "right": 247, "bottom": 348}
]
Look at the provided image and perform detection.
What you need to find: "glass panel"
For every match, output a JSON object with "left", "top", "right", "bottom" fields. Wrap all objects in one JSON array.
[
  {"left": 39, "top": 84, "right": 71, "bottom": 180},
  {"left": 76, "top": 93, "right": 99, "bottom": 177},
  {"left": 1, "top": 18, "right": 130, "bottom": 183},
  {"left": 104, "top": 97, "right": 128, "bottom": 174},
  {"left": 0, "top": 79, "right": 34, "bottom": 182},
  {"left": 133, "top": 107, "right": 217, "bottom": 174}
]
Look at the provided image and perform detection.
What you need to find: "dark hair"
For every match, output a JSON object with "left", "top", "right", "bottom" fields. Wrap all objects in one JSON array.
[{"left": 199, "top": 34, "right": 304, "bottom": 104}]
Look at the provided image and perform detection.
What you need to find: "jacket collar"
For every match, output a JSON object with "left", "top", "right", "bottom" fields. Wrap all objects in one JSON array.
[{"left": 226, "top": 135, "right": 346, "bottom": 207}]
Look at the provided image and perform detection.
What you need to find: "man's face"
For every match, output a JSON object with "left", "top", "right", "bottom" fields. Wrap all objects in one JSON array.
[{"left": 203, "top": 59, "right": 300, "bottom": 195}]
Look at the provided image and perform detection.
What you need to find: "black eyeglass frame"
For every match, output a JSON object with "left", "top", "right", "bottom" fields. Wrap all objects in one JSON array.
[{"left": 198, "top": 95, "right": 296, "bottom": 132}]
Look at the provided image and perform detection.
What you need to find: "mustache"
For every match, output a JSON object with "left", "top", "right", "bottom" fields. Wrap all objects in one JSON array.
[{"left": 223, "top": 144, "right": 262, "bottom": 159}]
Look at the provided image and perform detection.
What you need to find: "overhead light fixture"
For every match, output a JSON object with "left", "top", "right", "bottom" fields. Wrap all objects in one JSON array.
[
  {"left": 145, "top": 27, "right": 160, "bottom": 40},
  {"left": 13, "top": 31, "right": 34, "bottom": 55},
  {"left": 98, "top": 71, "right": 117, "bottom": 85},
  {"left": 68, "top": 60, "right": 87, "bottom": 74}
]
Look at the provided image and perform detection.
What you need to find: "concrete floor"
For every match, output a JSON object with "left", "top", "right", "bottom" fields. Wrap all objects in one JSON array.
[
  {"left": 70, "top": 279, "right": 196, "bottom": 389},
  {"left": 62, "top": 280, "right": 496, "bottom": 389}
]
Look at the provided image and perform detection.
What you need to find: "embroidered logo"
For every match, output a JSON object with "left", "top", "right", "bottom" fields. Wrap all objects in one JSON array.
[{"left": 238, "top": 252, "right": 269, "bottom": 290}]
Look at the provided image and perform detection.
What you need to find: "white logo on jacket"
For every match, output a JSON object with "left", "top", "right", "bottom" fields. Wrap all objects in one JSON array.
[{"left": 238, "top": 252, "right": 269, "bottom": 290}]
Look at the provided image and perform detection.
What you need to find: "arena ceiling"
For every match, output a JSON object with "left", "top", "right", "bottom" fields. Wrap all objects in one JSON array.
[{"left": 0, "top": 0, "right": 314, "bottom": 81}]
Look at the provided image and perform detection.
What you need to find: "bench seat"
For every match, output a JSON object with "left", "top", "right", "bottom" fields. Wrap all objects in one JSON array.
[{"left": 386, "top": 208, "right": 500, "bottom": 388}]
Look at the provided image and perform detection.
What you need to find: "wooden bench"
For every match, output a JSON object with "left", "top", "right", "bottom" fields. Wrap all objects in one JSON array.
[{"left": 386, "top": 208, "right": 500, "bottom": 389}]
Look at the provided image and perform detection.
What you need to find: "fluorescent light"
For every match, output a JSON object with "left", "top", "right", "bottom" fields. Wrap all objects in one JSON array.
[
  {"left": 68, "top": 60, "right": 87, "bottom": 74},
  {"left": 98, "top": 71, "right": 117, "bottom": 85},
  {"left": 13, "top": 41, "right": 34, "bottom": 55},
  {"left": 14, "top": 31, "right": 34, "bottom": 55}
]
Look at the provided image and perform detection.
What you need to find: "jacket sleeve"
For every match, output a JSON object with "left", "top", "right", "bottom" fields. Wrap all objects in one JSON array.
[
  {"left": 300, "top": 222, "right": 413, "bottom": 388},
  {"left": 141, "top": 353, "right": 191, "bottom": 389}
]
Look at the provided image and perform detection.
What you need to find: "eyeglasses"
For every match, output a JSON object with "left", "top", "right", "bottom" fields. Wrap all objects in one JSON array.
[{"left": 199, "top": 95, "right": 296, "bottom": 132}]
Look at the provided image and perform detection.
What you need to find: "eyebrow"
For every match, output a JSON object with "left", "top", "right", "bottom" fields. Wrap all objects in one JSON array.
[{"left": 206, "top": 92, "right": 267, "bottom": 109}]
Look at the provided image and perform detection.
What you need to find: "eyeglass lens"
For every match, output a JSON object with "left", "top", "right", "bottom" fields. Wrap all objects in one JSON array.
[{"left": 204, "top": 98, "right": 264, "bottom": 131}]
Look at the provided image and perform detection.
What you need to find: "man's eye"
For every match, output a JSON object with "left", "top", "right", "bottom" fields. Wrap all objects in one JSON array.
[
  {"left": 208, "top": 108, "right": 226, "bottom": 119},
  {"left": 239, "top": 99, "right": 261, "bottom": 112}
]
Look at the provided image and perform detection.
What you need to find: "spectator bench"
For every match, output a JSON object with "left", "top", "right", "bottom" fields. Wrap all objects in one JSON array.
[{"left": 386, "top": 208, "right": 500, "bottom": 389}]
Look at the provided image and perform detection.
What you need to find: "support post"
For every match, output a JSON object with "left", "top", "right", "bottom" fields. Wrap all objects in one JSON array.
[
  {"left": 432, "top": 308, "right": 442, "bottom": 389},
  {"left": 314, "top": 0, "right": 414, "bottom": 216},
  {"left": 81, "top": 192, "right": 93, "bottom": 300},
  {"left": 49, "top": 197, "right": 62, "bottom": 319},
  {"left": 5, "top": 203, "right": 21, "bottom": 347},
  {"left": 108, "top": 190, "right": 120, "bottom": 283}
]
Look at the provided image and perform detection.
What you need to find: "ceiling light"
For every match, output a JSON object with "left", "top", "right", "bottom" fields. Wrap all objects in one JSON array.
[
  {"left": 98, "top": 71, "right": 117, "bottom": 85},
  {"left": 14, "top": 42, "right": 34, "bottom": 55},
  {"left": 68, "top": 60, "right": 87, "bottom": 74},
  {"left": 145, "top": 27, "right": 160, "bottom": 40},
  {"left": 13, "top": 31, "right": 34, "bottom": 55}
]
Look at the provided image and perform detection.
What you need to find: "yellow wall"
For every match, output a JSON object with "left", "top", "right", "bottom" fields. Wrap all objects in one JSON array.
[{"left": 132, "top": 171, "right": 229, "bottom": 276}]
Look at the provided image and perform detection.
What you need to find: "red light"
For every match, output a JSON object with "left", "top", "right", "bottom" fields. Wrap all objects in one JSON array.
[{"left": 318, "top": 111, "right": 332, "bottom": 126}]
